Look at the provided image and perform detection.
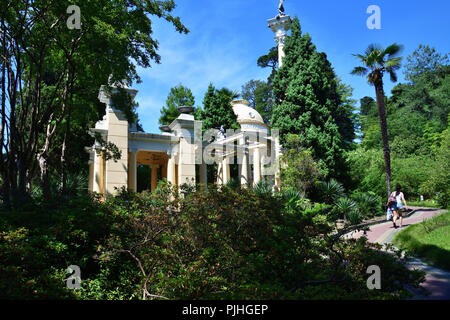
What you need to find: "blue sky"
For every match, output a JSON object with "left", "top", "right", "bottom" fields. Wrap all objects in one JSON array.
[{"left": 133, "top": 0, "right": 450, "bottom": 134}]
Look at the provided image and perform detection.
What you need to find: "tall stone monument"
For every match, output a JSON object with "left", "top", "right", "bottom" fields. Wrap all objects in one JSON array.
[
  {"left": 267, "top": 1, "right": 291, "bottom": 189},
  {"left": 268, "top": 0, "right": 292, "bottom": 67}
]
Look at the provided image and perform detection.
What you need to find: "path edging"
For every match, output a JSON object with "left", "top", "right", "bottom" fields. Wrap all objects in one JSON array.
[{"left": 340, "top": 208, "right": 421, "bottom": 239}]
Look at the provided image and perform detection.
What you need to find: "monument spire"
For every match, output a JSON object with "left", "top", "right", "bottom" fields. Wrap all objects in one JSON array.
[{"left": 268, "top": 0, "right": 291, "bottom": 67}]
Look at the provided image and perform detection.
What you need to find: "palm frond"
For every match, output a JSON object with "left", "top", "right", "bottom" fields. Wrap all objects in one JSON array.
[
  {"left": 319, "top": 179, "right": 345, "bottom": 204},
  {"left": 350, "top": 66, "right": 368, "bottom": 76},
  {"left": 389, "top": 70, "right": 398, "bottom": 82},
  {"left": 252, "top": 180, "right": 273, "bottom": 197},
  {"left": 364, "top": 43, "right": 383, "bottom": 56},
  {"left": 364, "top": 43, "right": 382, "bottom": 56},
  {"left": 367, "top": 50, "right": 381, "bottom": 68},
  {"left": 385, "top": 57, "right": 402, "bottom": 68},
  {"left": 384, "top": 43, "right": 403, "bottom": 58},
  {"left": 352, "top": 53, "right": 367, "bottom": 62}
]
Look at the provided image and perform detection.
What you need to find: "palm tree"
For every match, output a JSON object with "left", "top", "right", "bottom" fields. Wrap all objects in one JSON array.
[
  {"left": 319, "top": 179, "right": 345, "bottom": 205},
  {"left": 351, "top": 43, "right": 403, "bottom": 197},
  {"left": 336, "top": 197, "right": 357, "bottom": 223}
]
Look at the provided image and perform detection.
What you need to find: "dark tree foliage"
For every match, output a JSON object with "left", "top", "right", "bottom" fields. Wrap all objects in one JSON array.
[
  {"left": 271, "top": 17, "right": 347, "bottom": 180},
  {"left": 360, "top": 66, "right": 450, "bottom": 152},
  {"left": 335, "top": 79, "right": 357, "bottom": 149},
  {"left": 360, "top": 96, "right": 377, "bottom": 117},
  {"left": 200, "top": 84, "right": 239, "bottom": 133},
  {"left": 241, "top": 80, "right": 273, "bottom": 125},
  {"left": 0, "top": 0, "right": 189, "bottom": 206},
  {"left": 404, "top": 44, "right": 449, "bottom": 83},
  {"left": 159, "top": 84, "right": 197, "bottom": 126},
  {"left": 257, "top": 46, "right": 279, "bottom": 84}
]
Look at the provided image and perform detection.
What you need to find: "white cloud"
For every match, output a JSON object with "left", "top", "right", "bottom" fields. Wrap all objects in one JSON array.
[{"left": 133, "top": 13, "right": 271, "bottom": 133}]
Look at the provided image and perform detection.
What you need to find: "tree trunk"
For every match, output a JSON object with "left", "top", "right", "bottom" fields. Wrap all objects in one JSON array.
[
  {"left": 61, "top": 113, "right": 71, "bottom": 192},
  {"left": 38, "top": 154, "right": 50, "bottom": 199},
  {"left": 374, "top": 81, "right": 391, "bottom": 198}
]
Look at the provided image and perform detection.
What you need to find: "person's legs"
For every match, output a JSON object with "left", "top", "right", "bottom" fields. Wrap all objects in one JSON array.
[
  {"left": 397, "top": 204, "right": 404, "bottom": 228},
  {"left": 398, "top": 210, "right": 403, "bottom": 227},
  {"left": 392, "top": 210, "right": 398, "bottom": 228}
]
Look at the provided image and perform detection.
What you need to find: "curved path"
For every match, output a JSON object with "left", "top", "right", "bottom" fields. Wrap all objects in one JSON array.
[{"left": 350, "top": 207, "right": 450, "bottom": 300}]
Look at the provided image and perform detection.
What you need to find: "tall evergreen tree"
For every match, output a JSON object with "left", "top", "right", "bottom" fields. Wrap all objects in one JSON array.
[
  {"left": 404, "top": 44, "right": 449, "bottom": 83},
  {"left": 159, "top": 84, "right": 196, "bottom": 125},
  {"left": 201, "top": 84, "right": 239, "bottom": 133},
  {"left": 335, "top": 79, "right": 357, "bottom": 149},
  {"left": 271, "top": 17, "right": 346, "bottom": 179},
  {"left": 200, "top": 84, "right": 239, "bottom": 183}
]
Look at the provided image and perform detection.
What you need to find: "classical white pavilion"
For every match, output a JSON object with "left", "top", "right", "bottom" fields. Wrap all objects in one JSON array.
[
  {"left": 86, "top": 84, "right": 281, "bottom": 196},
  {"left": 86, "top": 7, "right": 291, "bottom": 196}
]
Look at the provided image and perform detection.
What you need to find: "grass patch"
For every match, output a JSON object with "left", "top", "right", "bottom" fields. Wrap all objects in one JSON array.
[
  {"left": 408, "top": 200, "right": 441, "bottom": 208},
  {"left": 393, "top": 211, "right": 450, "bottom": 271}
]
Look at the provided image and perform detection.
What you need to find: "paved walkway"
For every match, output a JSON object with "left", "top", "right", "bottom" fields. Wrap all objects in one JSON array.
[{"left": 349, "top": 208, "right": 450, "bottom": 300}]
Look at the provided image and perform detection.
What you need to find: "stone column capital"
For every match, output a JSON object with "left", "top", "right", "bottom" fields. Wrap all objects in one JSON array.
[{"left": 274, "top": 32, "right": 286, "bottom": 46}]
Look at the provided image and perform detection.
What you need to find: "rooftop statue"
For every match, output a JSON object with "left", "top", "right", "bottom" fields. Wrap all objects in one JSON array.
[{"left": 278, "top": 0, "right": 285, "bottom": 16}]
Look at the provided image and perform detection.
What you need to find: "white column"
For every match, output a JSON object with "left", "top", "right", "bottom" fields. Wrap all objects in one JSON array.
[
  {"left": 217, "top": 161, "right": 223, "bottom": 185},
  {"left": 240, "top": 138, "right": 249, "bottom": 187},
  {"left": 167, "top": 155, "right": 174, "bottom": 185},
  {"left": 223, "top": 157, "right": 230, "bottom": 184},
  {"left": 268, "top": 15, "right": 291, "bottom": 68},
  {"left": 276, "top": 31, "right": 286, "bottom": 68},
  {"left": 253, "top": 148, "right": 261, "bottom": 185},
  {"left": 129, "top": 149, "right": 137, "bottom": 191},
  {"left": 93, "top": 149, "right": 101, "bottom": 193}
]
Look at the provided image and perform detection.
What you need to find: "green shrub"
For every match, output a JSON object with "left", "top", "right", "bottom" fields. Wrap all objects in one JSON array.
[
  {"left": 351, "top": 191, "right": 382, "bottom": 218},
  {"left": 347, "top": 210, "right": 363, "bottom": 225},
  {"left": 0, "top": 183, "right": 426, "bottom": 300},
  {"left": 437, "top": 192, "right": 450, "bottom": 209},
  {"left": 318, "top": 179, "right": 345, "bottom": 205},
  {"left": 280, "top": 134, "right": 323, "bottom": 196},
  {"left": 252, "top": 180, "right": 273, "bottom": 198},
  {"left": 335, "top": 197, "right": 357, "bottom": 222}
]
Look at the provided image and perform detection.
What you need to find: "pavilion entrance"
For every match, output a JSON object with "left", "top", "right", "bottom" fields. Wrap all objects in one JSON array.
[{"left": 131, "top": 151, "right": 169, "bottom": 192}]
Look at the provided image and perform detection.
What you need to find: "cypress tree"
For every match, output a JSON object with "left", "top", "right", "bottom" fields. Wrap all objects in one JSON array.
[
  {"left": 271, "top": 17, "right": 346, "bottom": 178},
  {"left": 201, "top": 84, "right": 239, "bottom": 133},
  {"left": 159, "top": 84, "right": 196, "bottom": 125}
]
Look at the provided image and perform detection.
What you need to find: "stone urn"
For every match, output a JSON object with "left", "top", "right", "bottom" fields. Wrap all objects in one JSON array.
[
  {"left": 177, "top": 106, "right": 195, "bottom": 114},
  {"left": 159, "top": 125, "right": 171, "bottom": 133}
]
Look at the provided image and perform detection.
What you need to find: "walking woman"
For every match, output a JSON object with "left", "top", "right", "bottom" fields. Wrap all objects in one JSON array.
[{"left": 390, "top": 184, "right": 408, "bottom": 228}]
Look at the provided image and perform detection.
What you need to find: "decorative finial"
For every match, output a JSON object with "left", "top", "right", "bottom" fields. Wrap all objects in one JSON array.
[{"left": 278, "top": 0, "right": 285, "bottom": 17}]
